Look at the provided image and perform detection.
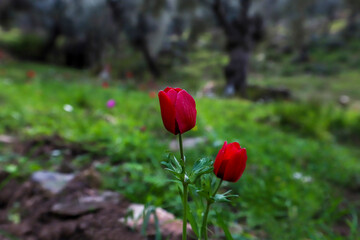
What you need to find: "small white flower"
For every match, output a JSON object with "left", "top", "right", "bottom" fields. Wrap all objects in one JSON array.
[
  {"left": 293, "top": 172, "right": 303, "bottom": 180},
  {"left": 63, "top": 104, "right": 73, "bottom": 112},
  {"left": 293, "top": 172, "right": 312, "bottom": 183},
  {"left": 213, "top": 140, "right": 224, "bottom": 147}
]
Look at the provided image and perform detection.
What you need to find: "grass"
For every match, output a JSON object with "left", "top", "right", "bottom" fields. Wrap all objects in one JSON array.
[{"left": 0, "top": 60, "right": 360, "bottom": 240}]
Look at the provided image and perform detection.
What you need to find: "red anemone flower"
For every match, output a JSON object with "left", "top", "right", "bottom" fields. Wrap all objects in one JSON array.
[
  {"left": 158, "top": 87, "right": 197, "bottom": 135},
  {"left": 26, "top": 70, "right": 36, "bottom": 79},
  {"left": 213, "top": 141, "right": 247, "bottom": 182},
  {"left": 102, "top": 82, "right": 109, "bottom": 88}
]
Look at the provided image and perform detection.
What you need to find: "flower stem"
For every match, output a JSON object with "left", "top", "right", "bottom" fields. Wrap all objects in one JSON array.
[
  {"left": 201, "top": 200, "right": 211, "bottom": 240},
  {"left": 183, "top": 182, "right": 188, "bottom": 240},
  {"left": 179, "top": 133, "right": 185, "bottom": 165},
  {"left": 213, "top": 179, "right": 223, "bottom": 197},
  {"left": 179, "top": 133, "right": 187, "bottom": 240},
  {"left": 201, "top": 179, "right": 223, "bottom": 240}
]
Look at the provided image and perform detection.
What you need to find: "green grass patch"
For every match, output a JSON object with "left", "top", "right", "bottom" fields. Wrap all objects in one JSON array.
[{"left": 0, "top": 61, "right": 359, "bottom": 239}]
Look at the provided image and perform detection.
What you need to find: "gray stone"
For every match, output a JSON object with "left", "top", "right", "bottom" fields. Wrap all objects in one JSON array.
[
  {"left": 0, "top": 135, "right": 15, "bottom": 144},
  {"left": 119, "top": 204, "right": 193, "bottom": 240},
  {"left": 51, "top": 191, "right": 120, "bottom": 217},
  {"left": 31, "top": 171, "right": 75, "bottom": 194}
]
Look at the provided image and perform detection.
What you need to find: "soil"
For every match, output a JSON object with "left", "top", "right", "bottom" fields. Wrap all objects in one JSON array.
[
  {"left": 1, "top": 135, "right": 188, "bottom": 240},
  {"left": 0, "top": 171, "right": 146, "bottom": 240}
]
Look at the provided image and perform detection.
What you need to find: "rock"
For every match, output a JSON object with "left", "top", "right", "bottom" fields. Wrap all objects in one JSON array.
[
  {"left": 0, "top": 135, "right": 15, "bottom": 144},
  {"left": 119, "top": 204, "right": 193, "bottom": 240},
  {"left": 339, "top": 95, "right": 350, "bottom": 107},
  {"left": 31, "top": 171, "right": 75, "bottom": 194},
  {"left": 51, "top": 191, "right": 120, "bottom": 217},
  {"left": 169, "top": 137, "right": 206, "bottom": 151}
]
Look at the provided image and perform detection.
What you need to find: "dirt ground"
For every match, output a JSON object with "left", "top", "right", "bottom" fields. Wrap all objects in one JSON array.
[
  {"left": 0, "top": 170, "right": 147, "bottom": 240},
  {"left": 0, "top": 135, "right": 194, "bottom": 240}
]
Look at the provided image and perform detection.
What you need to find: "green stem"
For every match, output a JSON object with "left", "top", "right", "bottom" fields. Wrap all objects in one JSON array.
[
  {"left": 201, "top": 200, "right": 211, "bottom": 240},
  {"left": 179, "top": 133, "right": 185, "bottom": 166},
  {"left": 201, "top": 179, "right": 223, "bottom": 240},
  {"left": 183, "top": 182, "right": 188, "bottom": 240},
  {"left": 179, "top": 133, "right": 187, "bottom": 240},
  {"left": 213, "top": 179, "right": 223, "bottom": 197}
]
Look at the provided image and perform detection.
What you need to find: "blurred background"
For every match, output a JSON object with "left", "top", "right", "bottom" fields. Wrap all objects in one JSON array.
[{"left": 0, "top": 0, "right": 359, "bottom": 239}]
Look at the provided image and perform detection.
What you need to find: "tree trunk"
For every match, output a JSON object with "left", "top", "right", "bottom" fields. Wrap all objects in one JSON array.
[
  {"left": 225, "top": 47, "right": 249, "bottom": 97},
  {"left": 213, "top": 0, "right": 263, "bottom": 97},
  {"left": 39, "top": 23, "right": 60, "bottom": 61},
  {"left": 106, "top": 0, "right": 161, "bottom": 78}
]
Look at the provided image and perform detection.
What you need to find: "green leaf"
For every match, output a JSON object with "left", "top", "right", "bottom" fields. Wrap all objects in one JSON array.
[
  {"left": 186, "top": 204, "right": 199, "bottom": 238},
  {"left": 190, "top": 158, "right": 214, "bottom": 183},
  {"left": 167, "top": 179, "right": 183, "bottom": 185},
  {"left": 153, "top": 210, "right": 162, "bottom": 240},
  {"left": 5, "top": 164, "right": 18, "bottom": 174},
  {"left": 216, "top": 211, "right": 234, "bottom": 240},
  {"left": 123, "top": 208, "right": 135, "bottom": 228},
  {"left": 141, "top": 207, "right": 153, "bottom": 235},
  {"left": 161, "top": 158, "right": 182, "bottom": 180},
  {"left": 196, "top": 189, "right": 211, "bottom": 199},
  {"left": 163, "top": 168, "right": 182, "bottom": 179},
  {"left": 192, "top": 158, "right": 213, "bottom": 174},
  {"left": 161, "top": 161, "right": 170, "bottom": 167},
  {"left": 140, "top": 205, "right": 162, "bottom": 240},
  {"left": 171, "top": 155, "right": 183, "bottom": 172}
]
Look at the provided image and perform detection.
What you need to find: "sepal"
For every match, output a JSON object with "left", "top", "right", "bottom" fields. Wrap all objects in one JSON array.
[{"left": 212, "top": 190, "right": 238, "bottom": 203}]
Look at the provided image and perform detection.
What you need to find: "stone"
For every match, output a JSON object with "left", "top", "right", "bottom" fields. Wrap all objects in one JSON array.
[
  {"left": 51, "top": 191, "right": 120, "bottom": 217},
  {"left": 339, "top": 95, "right": 350, "bottom": 106},
  {"left": 119, "top": 204, "right": 193, "bottom": 240},
  {"left": 0, "top": 135, "right": 15, "bottom": 144},
  {"left": 31, "top": 171, "right": 75, "bottom": 194}
]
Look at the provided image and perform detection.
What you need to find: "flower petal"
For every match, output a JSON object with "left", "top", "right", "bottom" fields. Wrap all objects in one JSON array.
[
  {"left": 214, "top": 141, "right": 227, "bottom": 176},
  {"left": 166, "top": 88, "right": 179, "bottom": 106},
  {"left": 164, "top": 87, "right": 172, "bottom": 92},
  {"left": 174, "top": 88, "right": 182, "bottom": 92},
  {"left": 223, "top": 148, "right": 247, "bottom": 182},
  {"left": 216, "top": 159, "right": 229, "bottom": 179},
  {"left": 158, "top": 91, "right": 177, "bottom": 134},
  {"left": 175, "top": 90, "right": 197, "bottom": 134},
  {"left": 223, "top": 142, "right": 240, "bottom": 160}
]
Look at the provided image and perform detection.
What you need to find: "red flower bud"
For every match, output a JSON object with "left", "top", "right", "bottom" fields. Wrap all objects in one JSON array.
[
  {"left": 158, "top": 87, "right": 197, "bottom": 135},
  {"left": 102, "top": 82, "right": 109, "bottom": 88},
  {"left": 213, "top": 141, "right": 247, "bottom": 182},
  {"left": 26, "top": 70, "right": 36, "bottom": 79}
]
